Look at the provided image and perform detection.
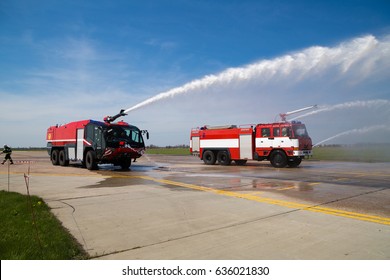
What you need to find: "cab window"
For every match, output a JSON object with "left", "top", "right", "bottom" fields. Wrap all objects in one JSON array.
[
  {"left": 281, "top": 127, "right": 291, "bottom": 137},
  {"left": 273, "top": 127, "right": 280, "bottom": 137},
  {"left": 261, "top": 128, "right": 271, "bottom": 137}
]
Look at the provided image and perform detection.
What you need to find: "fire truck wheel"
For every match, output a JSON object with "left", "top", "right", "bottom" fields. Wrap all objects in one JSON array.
[
  {"left": 120, "top": 159, "right": 132, "bottom": 170},
  {"left": 203, "top": 150, "right": 216, "bottom": 165},
  {"left": 51, "top": 150, "right": 60, "bottom": 165},
  {"left": 235, "top": 160, "right": 247, "bottom": 166},
  {"left": 270, "top": 150, "right": 287, "bottom": 168},
  {"left": 287, "top": 158, "right": 302, "bottom": 167},
  {"left": 85, "top": 150, "right": 98, "bottom": 170},
  {"left": 59, "top": 150, "right": 69, "bottom": 166},
  {"left": 217, "top": 151, "right": 232, "bottom": 165}
]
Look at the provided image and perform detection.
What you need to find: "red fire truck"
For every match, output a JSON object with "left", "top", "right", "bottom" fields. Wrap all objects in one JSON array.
[
  {"left": 190, "top": 107, "right": 315, "bottom": 168},
  {"left": 46, "top": 110, "right": 149, "bottom": 170}
]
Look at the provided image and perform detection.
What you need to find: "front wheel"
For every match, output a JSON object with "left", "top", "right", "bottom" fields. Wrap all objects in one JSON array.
[
  {"left": 287, "top": 158, "right": 302, "bottom": 167},
  {"left": 85, "top": 150, "right": 98, "bottom": 170},
  {"left": 120, "top": 159, "right": 132, "bottom": 170},
  {"left": 270, "top": 150, "right": 287, "bottom": 168}
]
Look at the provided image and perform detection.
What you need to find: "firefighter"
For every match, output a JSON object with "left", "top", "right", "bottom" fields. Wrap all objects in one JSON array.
[{"left": 1, "top": 145, "right": 14, "bottom": 165}]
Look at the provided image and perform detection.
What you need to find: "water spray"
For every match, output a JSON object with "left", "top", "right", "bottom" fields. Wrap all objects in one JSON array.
[
  {"left": 291, "top": 99, "right": 390, "bottom": 121},
  {"left": 280, "top": 105, "right": 317, "bottom": 121},
  {"left": 313, "top": 125, "right": 390, "bottom": 147},
  {"left": 123, "top": 35, "right": 388, "bottom": 114}
]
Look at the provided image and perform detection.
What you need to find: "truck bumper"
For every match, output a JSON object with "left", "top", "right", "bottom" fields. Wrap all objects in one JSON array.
[{"left": 293, "top": 150, "right": 312, "bottom": 157}]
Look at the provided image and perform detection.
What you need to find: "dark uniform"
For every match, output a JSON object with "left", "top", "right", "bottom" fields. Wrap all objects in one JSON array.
[{"left": 1, "top": 145, "right": 14, "bottom": 164}]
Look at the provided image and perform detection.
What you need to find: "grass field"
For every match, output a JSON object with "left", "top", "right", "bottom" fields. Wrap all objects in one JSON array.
[
  {"left": 311, "top": 145, "right": 390, "bottom": 162},
  {"left": 0, "top": 190, "right": 88, "bottom": 260},
  {"left": 146, "top": 147, "right": 190, "bottom": 155}
]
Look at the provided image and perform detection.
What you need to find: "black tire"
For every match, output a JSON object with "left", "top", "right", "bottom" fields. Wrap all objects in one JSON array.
[
  {"left": 270, "top": 150, "right": 287, "bottom": 168},
  {"left": 120, "top": 159, "right": 132, "bottom": 170},
  {"left": 203, "top": 150, "right": 216, "bottom": 165},
  {"left": 287, "top": 158, "right": 302, "bottom": 167},
  {"left": 85, "top": 150, "right": 98, "bottom": 170},
  {"left": 51, "top": 150, "right": 59, "bottom": 165},
  {"left": 235, "top": 160, "right": 247, "bottom": 166},
  {"left": 59, "top": 150, "right": 69, "bottom": 166},
  {"left": 217, "top": 150, "right": 231, "bottom": 165}
]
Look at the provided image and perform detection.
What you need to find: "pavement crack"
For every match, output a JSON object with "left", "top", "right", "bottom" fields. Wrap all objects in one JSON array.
[
  {"left": 308, "top": 187, "right": 388, "bottom": 209},
  {"left": 56, "top": 200, "right": 89, "bottom": 251}
]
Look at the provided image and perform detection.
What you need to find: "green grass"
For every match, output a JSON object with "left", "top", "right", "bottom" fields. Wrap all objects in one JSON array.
[
  {"left": 311, "top": 145, "right": 390, "bottom": 162},
  {"left": 146, "top": 147, "right": 190, "bottom": 155},
  {"left": 0, "top": 190, "right": 88, "bottom": 260}
]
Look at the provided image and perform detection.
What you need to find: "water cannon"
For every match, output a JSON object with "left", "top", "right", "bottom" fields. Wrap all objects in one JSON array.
[
  {"left": 279, "top": 105, "right": 317, "bottom": 122},
  {"left": 104, "top": 109, "right": 128, "bottom": 123}
]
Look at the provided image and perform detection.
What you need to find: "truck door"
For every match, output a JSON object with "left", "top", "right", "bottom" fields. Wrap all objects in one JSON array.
[
  {"left": 239, "top": 134, "right": 253, "bottom": 159},
  {"left": 85, "top": 123, "right": 105, "bottom": 159},
  {"left": 93, "top": 126, "right": 105, "bottom": 158}
]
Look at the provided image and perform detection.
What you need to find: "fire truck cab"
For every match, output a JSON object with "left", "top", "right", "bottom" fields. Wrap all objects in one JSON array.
[{"left": 190, "top": 121, "right": 312, "bottom": 168}]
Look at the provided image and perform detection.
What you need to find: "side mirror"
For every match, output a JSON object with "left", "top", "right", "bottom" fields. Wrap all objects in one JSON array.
[{"left": 141, "top": 130, "right": 149, "bottom": 140}]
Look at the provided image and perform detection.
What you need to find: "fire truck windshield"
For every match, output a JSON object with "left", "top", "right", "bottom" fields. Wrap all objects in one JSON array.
[
  {"left": 292, "top": 124, "right": 309, "bottom": 138},
  {"left": 105, "top": 126, "right": 144, "bottom": 148}
]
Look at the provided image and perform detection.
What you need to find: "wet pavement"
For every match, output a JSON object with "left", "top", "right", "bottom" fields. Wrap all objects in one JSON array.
[{"left": 1, "top": 151, "right": 390, "bottom": 259}]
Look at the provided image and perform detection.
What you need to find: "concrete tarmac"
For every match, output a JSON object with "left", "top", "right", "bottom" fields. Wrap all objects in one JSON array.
[{"left": 1, "top": 151, "right": 390, "bottom": 259}]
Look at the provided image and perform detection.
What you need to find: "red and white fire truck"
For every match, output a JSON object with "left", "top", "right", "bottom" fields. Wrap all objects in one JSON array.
[
  {"left": 46, "top": 110, "right": 149, "bottom": 170},
  {"left": 190, "top": 107, "right": 314, "bottom": 168}
]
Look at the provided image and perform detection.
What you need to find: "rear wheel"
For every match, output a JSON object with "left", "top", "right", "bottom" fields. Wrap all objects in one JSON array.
[
  {"left": 235, "top": 160, "right": 247, "bottom": 166},
  {"left": 217, "top": 151, "right": 231, "bottom": 165},
  {"left": 270, "top": 150, "right": 287, "bottom": 168},
  {"left": 203, "top": 150, "right": 216, "bottom": 165},
  {"left": 59, "top": 150, "right": 69, "bottom": 166},
  {"left": 85, "top": 150, "right": 98, "bottom": 170},
  {"left": 51, "top": 150, "right": 59, "bottom": 165}
]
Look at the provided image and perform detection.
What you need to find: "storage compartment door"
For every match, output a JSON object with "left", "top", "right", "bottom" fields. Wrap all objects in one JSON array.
[
  {"left": 191, "top": 136, "right": 200, "bottom": 153},
  {"left": 76, "top": 129, "right": 84, "bottom": 161},
  {"left": 239, "top": 134, "right": 253, "bottom": 159}
]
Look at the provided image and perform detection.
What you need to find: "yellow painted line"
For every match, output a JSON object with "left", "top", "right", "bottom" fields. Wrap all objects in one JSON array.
[
  {"left": 335, "top": 178, "right": 348, "bottom": 181},
  {"left": 308, "top": 182, "right": 321, "bottom": 186},
  {"left": 131, "top": 175, "right": 390, "bottom": 226},
  {"left": 277, "top": 186, "right": 295, "bottom": 191},
  {"left": 250, "top": 191, "right": 264, "bottom": 195}
]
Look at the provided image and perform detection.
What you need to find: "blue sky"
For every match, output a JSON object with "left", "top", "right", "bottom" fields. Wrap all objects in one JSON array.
[{"left": 1, "top": 0, "right": 390, "bottom": 147}]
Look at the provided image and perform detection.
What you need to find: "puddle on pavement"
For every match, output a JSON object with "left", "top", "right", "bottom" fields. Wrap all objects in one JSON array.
[
  {"left": 83, "top": 163, "right": 316, "bottom": 193},
  {"left": 83, "top": 164, "right": 159, "bottom": 188}
]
